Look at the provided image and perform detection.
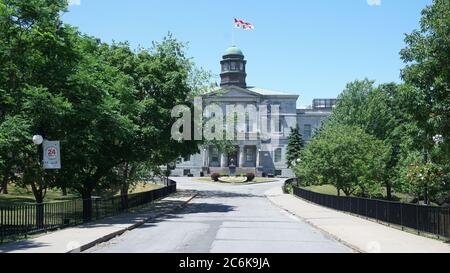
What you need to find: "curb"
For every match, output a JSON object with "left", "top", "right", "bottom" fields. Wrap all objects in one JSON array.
[{"left": 68, "top": 193, "right": 198, "bottom": 253}]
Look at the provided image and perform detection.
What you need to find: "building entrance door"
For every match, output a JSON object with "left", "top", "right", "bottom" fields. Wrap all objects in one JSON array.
[{"left": 228, "top": 152, "right": 238, "bottom": 167}]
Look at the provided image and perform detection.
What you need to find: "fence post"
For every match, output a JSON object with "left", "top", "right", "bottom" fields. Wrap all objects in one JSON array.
[
  {"left": 376, "top": 201, "right": 378, "bottom": 223},
  {"left": 82, "top": 198, "right": 93, "bottom": 223},
  {"left": 95, "top": 198, "right": 100, "bottom": 220},
  {"left": 416, "top": 205, "right": 420, "bottom": 235},
  {"left": 400, "top": 203, "right": 404, "bottom": 231},
  {"left": 365, "top": 199, "right": 368, "bottom": 219},
  {"left": 437, "top": 208, "right": 440, "bottom": 240},
  {"left": 387, "top": 201, "right": 390, "bottom": 227},
  {"left": 0, "top": 207, "right": 3, "bottom": 243}
]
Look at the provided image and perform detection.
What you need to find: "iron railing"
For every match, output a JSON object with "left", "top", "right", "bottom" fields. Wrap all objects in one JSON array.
[
  {"left": 0, "top": 179, "right": 176, "bottom": 243},
  {"left": 288, "top": 179, "right": 450, "bottom": 239}
]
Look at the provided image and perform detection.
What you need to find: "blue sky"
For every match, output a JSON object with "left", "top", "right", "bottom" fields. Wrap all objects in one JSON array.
[{"left": 63, "top": 0, "right": 431, "bottom": 107}]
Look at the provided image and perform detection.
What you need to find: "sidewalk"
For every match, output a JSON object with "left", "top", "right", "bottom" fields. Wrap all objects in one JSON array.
[
  {"left": 0, "top": 191, "right": 197, "bottom": 253},
  {"left": 266, "top": 186, "right": 450, "bottom": 253}
]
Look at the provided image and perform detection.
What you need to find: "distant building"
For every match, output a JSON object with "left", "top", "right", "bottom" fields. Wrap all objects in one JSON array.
[{"left": 173, "top": 46, "right": 336, "bottom": 178}]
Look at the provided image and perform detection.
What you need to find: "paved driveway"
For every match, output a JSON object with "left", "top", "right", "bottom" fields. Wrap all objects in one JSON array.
[{"left": 87, "top": 178, "right": 352, "bottom": 253}]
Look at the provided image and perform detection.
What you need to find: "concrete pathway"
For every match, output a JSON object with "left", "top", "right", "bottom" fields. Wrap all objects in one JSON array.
[
  {"left": 0, "top": 191, "right": 196, "bottom": 253},
  {"left": 87, "top": 178, "right": 352, "bottom": 253},
  {"left": 266, "top": 186, "right": 450, "bottom": 253}
]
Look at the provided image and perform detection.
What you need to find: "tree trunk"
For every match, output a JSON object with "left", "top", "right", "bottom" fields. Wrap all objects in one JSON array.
[
  {"left": 424, "top": 186, "right": 429, "bottom": 206},
  {"left": 2, "top": 181, "right": 7, "bottom": 194},
  {"left": 386, "top": 182, "right": 392, "bottom": 200},
  {"left": 30, "top": 181, "right": 45, "bottom": 231},
  {"left": 61, "top": 187, "right": 67, "bottom": 196},
  {"left": 337, "top": 188, "right": 341, "bottom": 197},
  {"left": 120, "top": 163, "right": 131, "bottom": 210},
  {"left": 120, "top": 185, "right": 129, "bottom": 211},
  {"left": 35, "top": 195, "right": 45, "bottom": 230},
  {"left": 82, "top": 191, "right": 93, "bottom": 222},
  {"left": 1, "top": 175, "right": 8, "bottom": 194},
  {"left": 1, "top": 164, "right": 12, "bottom": 194}
]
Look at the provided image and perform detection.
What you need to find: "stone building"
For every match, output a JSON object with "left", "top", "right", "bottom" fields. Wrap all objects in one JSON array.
[{"left": 172, "top": 46, "right": 336, "bottom": 178}]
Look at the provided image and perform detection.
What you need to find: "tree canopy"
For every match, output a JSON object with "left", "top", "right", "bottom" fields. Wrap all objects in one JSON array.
[{"left": 0, "top": 0, "right": 206, "bottom": 219}]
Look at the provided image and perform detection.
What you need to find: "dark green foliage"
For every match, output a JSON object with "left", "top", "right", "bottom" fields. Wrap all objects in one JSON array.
[
  {"left": 286, "top": 125, "right": 304, "bottom": 168},
  {"left": 0, "top": 1, "right": 205, "bottom": 210}
]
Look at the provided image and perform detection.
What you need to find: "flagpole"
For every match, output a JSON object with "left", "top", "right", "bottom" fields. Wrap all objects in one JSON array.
[{"left": 232, "top": 22, "right": 235, "bottom": 46}]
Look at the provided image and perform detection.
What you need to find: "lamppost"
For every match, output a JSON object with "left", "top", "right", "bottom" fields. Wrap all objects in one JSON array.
[
  {"left": 32, "top": 134, "right": 45, "bottom": 228},
  {"left": 32, "top": 134, "right": 44, "bottom": 165},
  {"left": 32, "top": 135, "right": 44, "bottom": 146},
  {"left": 433, "top": 134, "right": 444, "bottom": 146}
]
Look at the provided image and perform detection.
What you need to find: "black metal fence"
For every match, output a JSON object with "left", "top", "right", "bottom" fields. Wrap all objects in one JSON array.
[
  {"left": 289, "top": 180, "right": 450, "bottom": 239},
  {"left": 0, "top": 179, "right": 176, "bottom": 243}
]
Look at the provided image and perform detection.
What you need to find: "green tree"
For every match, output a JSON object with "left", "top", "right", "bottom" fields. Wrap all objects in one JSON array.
[
  {"left": 328, "top": 80, "right": 408, "bottom": 199},
  {"left": 97, "top": 37, "right": 202, "bottom": 205},
  {"left": 295, "top": 124, "right": 391, "bottom": 197},
  {"left": 399, "top": 0, "right": 450, "bottom": 164},
  {"left": 286, "top": 125, "right": 304, "bottom": 168},
  {"left": 0, "top": 0, "right": 78, "bottom": 203}
]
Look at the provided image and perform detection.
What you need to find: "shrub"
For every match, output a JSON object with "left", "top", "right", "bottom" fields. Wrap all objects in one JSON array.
[
  {"left": 211, "top": 173, "right": 221, "bottom": 182},
  {"left": 246, "top": 173, "right": 255, "bottom": 182},
  {"left": 282, "top": 183, "right": 294, "bottom": 194}
]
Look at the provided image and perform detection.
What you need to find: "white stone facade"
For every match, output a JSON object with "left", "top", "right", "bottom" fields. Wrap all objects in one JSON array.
[
  {"left": 171, "top": 46, "right": 335, "bottom": 178},
  {"left": 172, "top": 87, "right": 335, "bottom": 178}
]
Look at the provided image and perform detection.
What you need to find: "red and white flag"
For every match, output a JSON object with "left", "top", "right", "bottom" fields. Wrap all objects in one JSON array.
[{"left": 234, "top": 18, "right": 255, "bottom": 30}]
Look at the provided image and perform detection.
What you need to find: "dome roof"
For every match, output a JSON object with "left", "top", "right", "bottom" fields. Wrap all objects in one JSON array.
[{"left": 224, "top": 46, "right": 244, "bottom": 56}]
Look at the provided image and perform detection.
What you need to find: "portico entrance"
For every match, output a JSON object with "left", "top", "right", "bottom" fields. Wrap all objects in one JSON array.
[{"left": 204, "top": 145, "right": 260, "bottom": 175}]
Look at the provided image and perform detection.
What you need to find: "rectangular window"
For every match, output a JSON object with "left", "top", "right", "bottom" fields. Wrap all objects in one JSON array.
[
  {"left": 279, "top": 117, "right": 283, "bottom": 132},
  {"left": 273, "top": 116, "right": 283, "bottom": 133},
  {"left": 246, "top": 115, "right": 254, "bottom": 133},
  {"left": 230, "top": 62, "right": 237, "bottom": 71},
  {"left": 304, "top": 125, "right": 312, "bottom": 139},
  {"left": 222, "top": 63, "right": 227, "bottom": 71},
  {"left": 183, "top": 155, "right": 191, "bottom": 162},
  {"left": 274, "top": 148, "right": 282, "bottom": 163},
  {"left": 211, "top": 147, "right": 219, "bottom": 163},
  {"left": 246, "top": 148, "right": 255, "bottom": 162}
]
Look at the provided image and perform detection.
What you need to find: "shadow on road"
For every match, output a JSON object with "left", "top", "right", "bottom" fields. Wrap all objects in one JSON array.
[
  {"left": 191, "top": 190, "right": 263, "bottom": 199},
  {"left": 0, "top": 240, "right": 50, "bottom": 253},
  {"left": 134, "top": 202, "right": 236, "bottom": 231}
]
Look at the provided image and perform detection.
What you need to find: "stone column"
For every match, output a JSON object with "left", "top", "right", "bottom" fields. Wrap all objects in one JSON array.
[
  {"left": 239, "top": 146, "right": 245, "bottom": 168},
  {"left": 202, "top": 148, "right": 207, "bottom": 167},
  {"left": 221, "top": 153, "right": 228, "bottom": 168},
  {"left": 256, "top": 147, "right": 260, "bottom": 167}
]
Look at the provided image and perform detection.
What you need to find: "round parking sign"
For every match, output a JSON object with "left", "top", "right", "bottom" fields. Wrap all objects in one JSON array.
[{"left": 46, "top": 146, "right": 58, "bottom": 160}]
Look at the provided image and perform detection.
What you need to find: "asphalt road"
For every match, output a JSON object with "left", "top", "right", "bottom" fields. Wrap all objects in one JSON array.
[{"left": 87, "top": 178, "right": 352, "bottom": 253}]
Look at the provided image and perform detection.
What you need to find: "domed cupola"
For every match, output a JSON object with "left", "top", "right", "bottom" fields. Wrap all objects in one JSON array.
[{"left": 220, "top": 46, "right": 247, "bottom": 88}]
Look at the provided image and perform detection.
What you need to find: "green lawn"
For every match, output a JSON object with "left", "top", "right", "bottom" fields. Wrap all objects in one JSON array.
[
  {"left": 0, "top": 184, "right": 77, "bottom": 207},
  {"left": 301, "top": 184, "right": 415, "bottom": 203},
  {"left": 194, "top": 177, "right": 278, "bottom": 184},
  {"left": 0, "top": 182, "right": 163, "bottom": 207}
]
